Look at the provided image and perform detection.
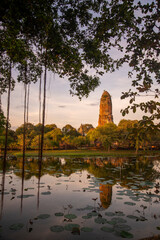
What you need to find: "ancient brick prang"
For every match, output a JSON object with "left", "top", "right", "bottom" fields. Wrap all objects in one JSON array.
[{"left": 98, "top": 90, "right": 113, "bottom": 126}]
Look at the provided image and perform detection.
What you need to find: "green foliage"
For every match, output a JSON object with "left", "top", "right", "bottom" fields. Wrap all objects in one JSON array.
[
  {"left": 0, "top": 0, "right": 106, "bottom": 98},
  {"left": 62, "top": 124, "right": 79, "bottom": 137},
  {"left": 16, "top": 123, "right": 35, "bottom": 136},
  {"left": 87, "top": 123, "right": 118, "bottom": 151},
  {"left": 0, "top": 111, "right": 6, "bottom": 134},
  {"left": 72, "top": 136, "right": 89, "bottom": 148},
  {"left": 46, "top": 128, "right": 63, "bottom": 148},
  {"left": 117, "top": 118, "right": 160, "bottom": 152},
  {"left": 0, "top": 0, "right": 159, "bottom": 120},
  {"left": 44, "top": 124, "right": 57, "bottom": 133},
  {"left": 117, "top": 120, "right": 138, "bottom": 149},
  {"left": 0, "top": 128, "right": 17, "bottom": 150},
  {"left": 78, "top": 124, "right": 94, "bottom": 136}
]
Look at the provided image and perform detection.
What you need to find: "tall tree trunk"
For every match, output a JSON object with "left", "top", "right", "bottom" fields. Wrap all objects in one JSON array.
[
  {"left": 39, "top": 52, "right": 47, "bottom": 167},
  {"left": 4, "top": 60, "right": 11, "bottom": 161},
  {"left": 26, "top": 83, "right": 30, "bottom": 124},
  {"left": 37, "top": 72, "right": 42, "bottom": 209},
  {"left": 38, "top": 74, "right": 42, "bottom": 159},
  {"left": 38, "top": 48, "right": 47, "bottom": 208},
  {"left": 23, "top": 82, "right": 27, "bottom": 166},
  {"left": 21, "top": 66, "right": 28, "bottom": 212},
  {"left": 0, "top": 93, "right": 2, "bottom": 113},
  {"left": 20, "top": 167, "right": 25, "bottom": 213},
  {"left": 1, "top": 60, "right": 11, "bottom": 219},
  {"left": 0, "top": 165, "right": 5, "bottom": 219}
]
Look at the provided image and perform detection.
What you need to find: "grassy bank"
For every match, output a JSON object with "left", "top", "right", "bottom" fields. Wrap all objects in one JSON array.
[{"left": 7, "top": 149, "right": 160, "bottom": 158}]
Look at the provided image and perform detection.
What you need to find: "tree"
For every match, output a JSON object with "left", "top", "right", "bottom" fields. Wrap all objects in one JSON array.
[
  {"left": 0, "top": 112, "right": 6, "bottom": 151},
  {"left": 87, "top": 123, "right": 118, "bottom": 151},
  {"left": 78, "top": 124, "right": 94, "bottom": 136},
  {"left": 15, "top": 123, "right": 36, "bottom": 149},
  {"left": 62, "top": 124, "right": 79, "bottom": 137},
  {"left": 117, "top": 119, "right": 138, "bottom": 148},
  {"left": 44, "top": 124, "right": 57, "bottom": 133},
  {"left": 16, "top": 123, "right": 35, "bottom": 136},
  {"left": 45, "top": 128, "right": 63, "bottom": 148},
  {"left": 72, "top": 136, "right": 89, "bottom": 148},
  {"left": 93, "top": 0, "right": 159, "bottom": 125},
  {"left": 0, "top": 111, "right": 6, "bottom": 135},
  {"left": 61, "top": 135, "right": 73, "bottom": 150},
  {"left": 130, "top": 119, "right": 160, "bottom": 153},
  {"left": 97, "top": 123, "right": 118, "bottom": 151}
]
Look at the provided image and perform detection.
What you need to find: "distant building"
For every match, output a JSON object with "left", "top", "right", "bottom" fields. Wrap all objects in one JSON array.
[{"left": 98, "top": 90, "right": 113, "bottom": 126}]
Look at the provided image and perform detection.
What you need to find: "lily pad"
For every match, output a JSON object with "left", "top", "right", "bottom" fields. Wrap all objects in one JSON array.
[
  {"left": 87, "top": 212, "right": 98, "bottom": 217},
  {"left": 84, "top": 205, "right": 94, "bottom": 211},
  {"left": 127, "top": 215, "right": 138, "bottom": 220},
  {"left": 64, "top": 214, "right": 77, "bottom": 220},
  {"left": 118, "top": 230, "right": 134, "bottom": 238},
  {"left": 0, "top": 192, "right": 9, "bottom": 195},
  {"left": 101, "top": 226, "right": 114, "bottom": 232},
  {"left": 81, "top": 227, "right": 93, "bottom": 232},
  {"left": 41, "top": 191, "right": 51, "bottom": 195},
  {"left": 37, "top": 214, "right": 50, "bottom": 219},
  {"left": 55, "top": 212, "right": 64, "bottom": 217},
  {"left": 50, "top": 225, "right": 64, "bottom": 232},
  {"left": 115, "top": 224, "right": 132, "bottom": 232},
  {"left": 17, "top": 194, "right": 34, "bottom": 198},
  {"left": 124, "top": 202, "right": 136, "bottom": 206},
  {"left": 82, "top": 215, "right": 92, "bottom": 219},
  {"left": 95, "top": 217, "right": 107, "bottom": 224},
  {"left": 111, "top": 218, "right": 127, "bottom": 224},
  {"left": 130, "top": 197, "right": 140, "bottom": 202},
  {"left": 105, "top": 212, "right": 115, "bottom": 217},
  {"left": 108, "top": 218, "right": 126, "bottom": 225},
  {"left": 9, "top": 223, "right": 24, "bottom": 231},
  {"left": 65, "top": 224, "right": 80, "bottom": 231},
  {"left": 115, "top": 211, "right": 125, "bottom": 217}
]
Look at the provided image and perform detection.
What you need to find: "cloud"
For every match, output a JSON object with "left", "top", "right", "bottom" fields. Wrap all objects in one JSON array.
[
  {"left": 58, "top": 105, "right": 66, "bottom": 108},
  {"left": 87, "top": 102, "right": 99, "bottom": 106}
]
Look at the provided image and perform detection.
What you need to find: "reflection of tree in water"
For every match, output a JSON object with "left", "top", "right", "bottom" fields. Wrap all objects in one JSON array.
[
  {"left": 99, "top": 184, "right": 112, "bottom": 209},
  {"left": 1, "top": 156, "right": 159, "bottom": 186}
]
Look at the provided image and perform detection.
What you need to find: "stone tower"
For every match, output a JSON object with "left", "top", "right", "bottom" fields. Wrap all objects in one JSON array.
[{"left": 98, "top": 90, "right": 113, "bottom": 126}]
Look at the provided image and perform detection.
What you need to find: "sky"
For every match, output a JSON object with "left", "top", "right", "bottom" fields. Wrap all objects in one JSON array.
[
  {"left": 1, "top": 63, "right": 152, "bottom": 131},
  {"left": 1, "top": 0, "right": 157, "bottom": 131}
]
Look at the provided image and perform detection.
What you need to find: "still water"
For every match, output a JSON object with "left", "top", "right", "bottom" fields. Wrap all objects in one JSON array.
[{"left": 0, "top": 156, "right": 160, "bottom": 240}]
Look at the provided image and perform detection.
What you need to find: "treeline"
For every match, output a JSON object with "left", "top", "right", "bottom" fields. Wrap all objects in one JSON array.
[{"left": 0, "top": 119, "right": 160, "bottom": 153}]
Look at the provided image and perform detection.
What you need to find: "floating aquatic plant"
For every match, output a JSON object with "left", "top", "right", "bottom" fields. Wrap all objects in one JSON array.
[
  {"left": 105, "top": 212, "right": 115, "bottom": 217},
  {"left": 55, "top": 212, "right": 64, "bottom": 217},
  {"left": 9, "top": 223, "right": 24, "bottom": 231},
  {"left": 41, "top": 191, "right": 51, "bottom": 195},
  {"left": 124, "top": 202, "right": 136, "bottom": 206},
  {"left": 50, "top": 225, "right": 64, "bottom": 232},
  {"left": 64, "top": 224, "right": 80, "bottom": 231},
  {"left": 37, "top": 214, "right": 50, "bottom": 219},
  {"left": 95, "top": 217, "right": 107, "bottom": 224},
  {"left": 101, "top": 226, "right": 114, "bottom": 232},
  {"left": 81, "top": 227, "right": 93, "bottom": 232},
  {"left": 64, "top": 214, "right": 77, "bottom": 220}
]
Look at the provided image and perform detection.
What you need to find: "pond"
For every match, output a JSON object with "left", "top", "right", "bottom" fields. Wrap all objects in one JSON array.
[{"left": 0, "top": 155, "right": 160, "bottom": 240}]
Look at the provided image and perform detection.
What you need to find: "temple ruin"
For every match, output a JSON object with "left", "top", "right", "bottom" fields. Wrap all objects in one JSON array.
[{"left": 98, "top": 90, "right": 113, "bottom": 126}]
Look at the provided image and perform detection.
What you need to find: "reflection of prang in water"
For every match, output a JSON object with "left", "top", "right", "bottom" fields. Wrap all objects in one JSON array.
[{"left": 99, "top": 184, "right": 112, "bottom": 209}]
